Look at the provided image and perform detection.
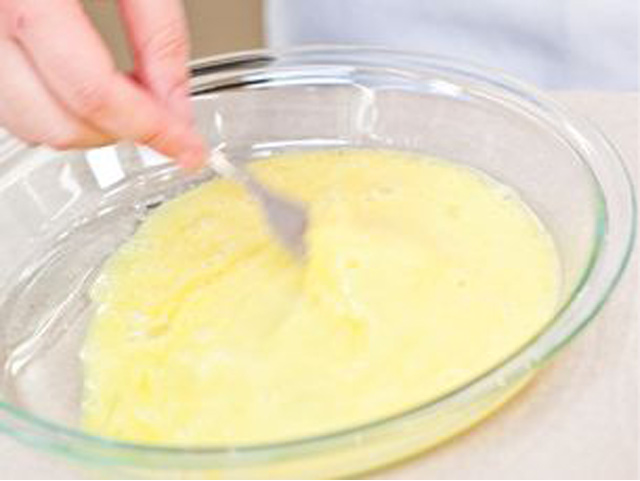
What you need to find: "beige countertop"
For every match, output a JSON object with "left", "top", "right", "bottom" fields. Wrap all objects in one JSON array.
[{"left": 1, "top": 92, "right": 638, "bottom": 480}]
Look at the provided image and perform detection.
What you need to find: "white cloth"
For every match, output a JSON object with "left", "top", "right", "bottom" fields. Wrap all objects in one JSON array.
[{"left": 266, "top": 0, "right": 639, "bottom": 90}]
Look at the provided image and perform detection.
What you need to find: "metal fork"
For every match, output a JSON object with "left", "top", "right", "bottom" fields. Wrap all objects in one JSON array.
[{"left": 209, "top": 150, "right": 308, "bottom": 258}]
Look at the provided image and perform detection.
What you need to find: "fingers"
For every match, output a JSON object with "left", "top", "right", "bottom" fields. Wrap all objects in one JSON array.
[
  {"left": 6, "top": 0, "right": 204, "bottom": 168},
  {"left": 0, "top": 37, "right": 110, "bottom": 148},
  {"left": 118, "top": 0, "right": 193, "bottom": 124}
]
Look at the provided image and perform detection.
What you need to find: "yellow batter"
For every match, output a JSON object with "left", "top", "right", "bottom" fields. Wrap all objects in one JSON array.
[{"left": 82, "top": 149, "right": 559, "bottom": 445}]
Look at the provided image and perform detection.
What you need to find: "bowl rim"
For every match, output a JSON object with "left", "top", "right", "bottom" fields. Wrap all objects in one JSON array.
[{"left": 0, "top": 44, "right": 636, "bottom": 467}]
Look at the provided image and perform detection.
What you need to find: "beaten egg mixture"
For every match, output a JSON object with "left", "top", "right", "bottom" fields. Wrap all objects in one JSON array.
[{"left": 82, "top": 149, "right": 559, "bottom": 444}]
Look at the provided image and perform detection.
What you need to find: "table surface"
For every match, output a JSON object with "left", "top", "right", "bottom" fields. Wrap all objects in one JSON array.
[{"left": 1, "top": 92, "right": 638, "bottom": 480}]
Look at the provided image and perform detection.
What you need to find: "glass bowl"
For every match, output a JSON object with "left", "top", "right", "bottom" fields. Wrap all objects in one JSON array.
[{"left": 0, "top": 46, "right": 635, "bottom": 479}]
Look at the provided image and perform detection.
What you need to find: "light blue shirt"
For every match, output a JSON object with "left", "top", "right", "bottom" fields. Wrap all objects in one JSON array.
[{"left": 266, "top": 0, "right": 639, "bottom": 90}]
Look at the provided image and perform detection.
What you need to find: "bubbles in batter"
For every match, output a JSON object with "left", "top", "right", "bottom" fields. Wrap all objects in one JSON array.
[{"left": 82, "top": 149, "right": 559, "bottom": 444}]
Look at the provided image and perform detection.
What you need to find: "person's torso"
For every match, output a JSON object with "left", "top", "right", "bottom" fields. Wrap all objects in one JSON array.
[{"left": 266, "top": 0, "right": 639, "bottom": 90}]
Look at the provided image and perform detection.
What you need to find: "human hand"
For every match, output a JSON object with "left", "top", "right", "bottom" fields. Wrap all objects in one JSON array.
[{"left": 0, "top": 0, "right": 205, "bottom": 169}]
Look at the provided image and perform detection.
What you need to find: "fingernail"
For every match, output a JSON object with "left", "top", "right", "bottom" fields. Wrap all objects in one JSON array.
[
  {"left": 177, "top": 152, "right": 203, "bottom": 172},
  {"left": 177, "top": 141, "right": 206, "bottom": 172}
]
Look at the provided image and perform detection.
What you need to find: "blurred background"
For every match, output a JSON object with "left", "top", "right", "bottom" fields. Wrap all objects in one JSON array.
[
  {"left": 83, "top": 0, "right": 638, "bottom": 90},
  {"left": 82, "top": 0, "right": 265, "bottom": 69}
]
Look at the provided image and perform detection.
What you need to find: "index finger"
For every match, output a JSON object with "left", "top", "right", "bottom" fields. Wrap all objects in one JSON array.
[
  {"left": 8, "top": 0, "right": 204, "bottom": 167},
  {"left": 118, "top": 0, "right": 193, "bottom": 124}
]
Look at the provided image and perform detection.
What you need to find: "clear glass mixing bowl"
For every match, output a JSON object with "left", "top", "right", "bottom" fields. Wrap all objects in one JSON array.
[{"left": 0, "top": 47, "right": 635, "bottom": 479}]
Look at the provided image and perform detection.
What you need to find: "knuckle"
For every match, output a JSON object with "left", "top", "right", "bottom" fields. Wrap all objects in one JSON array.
[
  {"left": 4, "top": 2, "right": 43, "bottom": 39},
  {"left": 141, "top": 22, "right": 188, "bottom": 62},
  {"left": 68, "top": 77, "right": 113, "bottom": 119},
  {"left": 138, "top": 125, "right": 168, "bottom": 148},
  {"left": 44, "top": 128, "right": 84, "bottom": 150}
]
